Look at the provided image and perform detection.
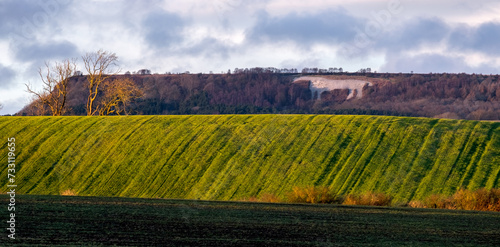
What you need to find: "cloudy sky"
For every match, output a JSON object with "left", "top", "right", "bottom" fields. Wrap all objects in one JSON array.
[{"left": 1, "top": 0, "right": 500, "bottom": 114}]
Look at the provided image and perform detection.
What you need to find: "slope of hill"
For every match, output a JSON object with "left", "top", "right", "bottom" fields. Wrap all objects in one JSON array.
[{"left": 1, "top": 115, "right": 499, "bottom": 203}]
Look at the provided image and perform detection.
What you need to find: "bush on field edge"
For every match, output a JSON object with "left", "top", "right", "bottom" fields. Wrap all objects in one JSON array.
[
  {"left": 241, "top": 187, "right": 500, "bottom": 212},
  {"left": 409, "top": 188, "right": 500, "bottom": 212},
  {"left": 61, "top": 189, "right": 77, "bottom": 196},
  {"left": 287, "top": 186, "right": 340, "bottom": 204},
  {"left": 242, "top": 187, "right": 389, "bottom": 206},
  {"left": 343, "top": 192, "right": 393, "bottom": 206}
]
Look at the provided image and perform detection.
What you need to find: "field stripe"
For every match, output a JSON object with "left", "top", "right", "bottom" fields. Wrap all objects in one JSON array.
[
  {"left": 459, "top": 123, "right": 496, "bottom": 190},
  {"left": 471, "top": 125, "right": 500, "bottom": 189}
]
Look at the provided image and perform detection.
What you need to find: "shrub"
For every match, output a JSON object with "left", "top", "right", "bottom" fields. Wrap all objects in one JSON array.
[
  {"left": 343, "top": 192, "right": 392, "bottom": 206},
  {"left": 242, "top": 197, "right": 259, "bottom": 202},
  {"left": 478, "top": 188, "right": 500, "bottom": 211},
  {"left": 453, "top": 188, "right": 477, "bottom": 210},
  {"left": 453, "top": 188, "right": 500, "bottom": 211},
  {"left": 424, "top": 194, "right": 453, "bottom": 209},
  {"left": 61, "top": 189, "right": 77, "bottom": 196},
  {"left": 259, "top": 193, "right": 281, "bottom": 203},
  {"left": 408, "top": 200, "right": 425, "bottom": 208},
  {"left": 288, "top": 187, "right": 308, "bottom": 203},
  {"left": 287, "top": 186, "right": 338, "bottom": 204},
  {"left": 239, "top": 193, "right": 281, "bottom": 203},
  {"left": 410, "top": 188, "right": 500, "bottom": 212},
  {"left": 490, "top": 189, "right": 500, "bottom": 211}
]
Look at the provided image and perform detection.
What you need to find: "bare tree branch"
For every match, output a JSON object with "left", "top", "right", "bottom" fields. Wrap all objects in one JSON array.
[
  {"left": 25, "top": 59, "right": 77, "bottom": 116},
  {"left": 98, "top": 78, "right": 143, "bottom": 116},
  {"left": 82, "top": 49, "right": 120, "bottom": 116}
]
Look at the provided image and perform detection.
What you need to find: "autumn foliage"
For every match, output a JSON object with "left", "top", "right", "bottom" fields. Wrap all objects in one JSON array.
[
  {"left": 287, "top": 186, "right": 339, "bottom": 204},
  {"left": 409, "top": 188, "right": 500, "bottom": 211},
  {"left": 343, "top": 192, "right": 393, "bottom": 206},
  {"left": 243, "top": 187, "right": 500, "bottom": 212}
]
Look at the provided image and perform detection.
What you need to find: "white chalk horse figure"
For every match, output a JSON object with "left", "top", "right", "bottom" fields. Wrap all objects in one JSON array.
[{"left": 294, "top": 76, "right": 372, "bottom": 100}]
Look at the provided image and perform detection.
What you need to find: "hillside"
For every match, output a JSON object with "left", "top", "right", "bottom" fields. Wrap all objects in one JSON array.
[
  {"left": 19, "top": 72, "right": 500, "bottom": 120},
  {"left": 1, "top": 115, "right": 499, "bottom": 203}
]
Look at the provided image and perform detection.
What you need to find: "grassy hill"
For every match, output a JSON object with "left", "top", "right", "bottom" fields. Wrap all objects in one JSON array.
[{"left": 1, "top": 115, "right": 499, "bottom": 203}]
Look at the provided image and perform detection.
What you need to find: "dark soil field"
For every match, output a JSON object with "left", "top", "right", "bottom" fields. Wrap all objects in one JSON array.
[{"left": 2, "top": 195, "right": 500, "bottom": 246}]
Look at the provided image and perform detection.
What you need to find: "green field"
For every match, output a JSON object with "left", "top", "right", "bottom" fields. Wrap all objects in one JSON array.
[
  {"left": 1, "top": 115, "right": 499, "bottom": 203},
  {"left": 1, "top": 195, "right": 499, "bottom": 246}
]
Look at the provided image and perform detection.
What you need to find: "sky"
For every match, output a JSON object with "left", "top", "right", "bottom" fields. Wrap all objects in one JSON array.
[{"left": 1, "top": 0, "right": 500, "bottom": 114}]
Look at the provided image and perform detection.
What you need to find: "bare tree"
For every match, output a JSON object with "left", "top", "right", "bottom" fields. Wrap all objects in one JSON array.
[
  {"left": 25, "top": 59, "right": 77, "bottom": 116},
  {"left": 82, "top": 49, "right": 119, "bottom": 116},
  {"left": 98, "top": 78, "right": 143, "bottom": 116}
]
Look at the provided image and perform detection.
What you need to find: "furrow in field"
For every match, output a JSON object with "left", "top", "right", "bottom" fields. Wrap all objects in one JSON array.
[
  {"left": 312, "top": 116, "right": 353, "bottom": 187},
  {"left": 412, "top": 121, "right": 468, "bottom": 197},
  {"left": 327, "top": 116, "right": 372, "bottom": 194},
  {"left": 459, "top": 123, "right": 496, "bottom": 190},
  {"left": 340, "top": 117, "right": 388, "bottom": 194},
  {"left": 399, "top": 119, "right": 441, "bottom": 201},
  {"left": 350, "top": 118, "right": 400, "bottom": 193},
  {"left": 20, "top": 117, "right": 80, "bottom": 193},
  {"left": 471, "top": 124, "right": 500, "bottom": 189},
  {"left": 336, "top": 116, "right": 382, "bottom": 194},
  {"left": 34, "top": 117, "right": 102, "bottom": 193},
  {"left": 79, "top": 117, "right": 155, "bottom": 196}
]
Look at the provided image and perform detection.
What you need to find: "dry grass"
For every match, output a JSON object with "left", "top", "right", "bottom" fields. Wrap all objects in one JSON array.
[
  {"left": 239, "top": 193, "right": 281, "bottom": 203},
  {"left": 425, "top": 194, "right": 453, "bottom": 209},
  {"left": 240, "top": 187, "right": 500, "bottom": 212},
  {"left": 243, "top": 197, "right": 259, "bottom": 202},
  {"left": 409, "top": 188, "right": 500, "bottom": 212},
  {"left": 342, "top": 192, "right": 392, "bottom": 206},
  {"left": 287, "top": 186, "right": 339, "bottom": 204},
  {"left": 453, "top": 188, "right": 500, "bottom": 211},
  {"left": 407, "top": 200, "right": 425, "bottom": 208},
  {"left": 61, "top": 189, "right": 77, "bottom": 196},
  {"left": 259, "top": 193, "right": 281, "bottom": 203}
]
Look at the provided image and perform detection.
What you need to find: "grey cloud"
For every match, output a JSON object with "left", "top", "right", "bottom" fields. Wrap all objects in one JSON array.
[
  {"left": 376, "top": 18, "right": 450, "bottom": 51},
  {"left": 337, "top": 17, "right": 451, "bottom": 59},
  {"left": 247, "top": 8, "right": 364, "bottom": 48},
  {"left": 0, "top": 0, "right": 43, "bottom": 37},
  {"left": 1, "top": 0, "right": 72, "bottom": 40},
  {"left": 13, "top": 40, "right": 79, "bottom": 63},
  {"left": 377, "top": 19, "right": 500, "bottom": 73},
  {"left": 9, "top": 40, "right": 79, "bottom": 85},
  {"left": 0, "top": 64, "right": 16, "bottom": 89},
  {"left": 449, "top": 22, "right": 500, "bottom": 55},
  {"left": 380, "top": 53, "right": 497, "bottom": 74},
  {"left": 181, "top": 38, "right": 232, "bottom": 60},
  {"left": 142, "top": 10, "right": 187, "bottom": 49}
]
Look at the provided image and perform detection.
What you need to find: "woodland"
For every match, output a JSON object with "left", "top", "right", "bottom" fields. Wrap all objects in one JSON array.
[{"left": 21, "top": 71, "right": 500, "bottom": 120}]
